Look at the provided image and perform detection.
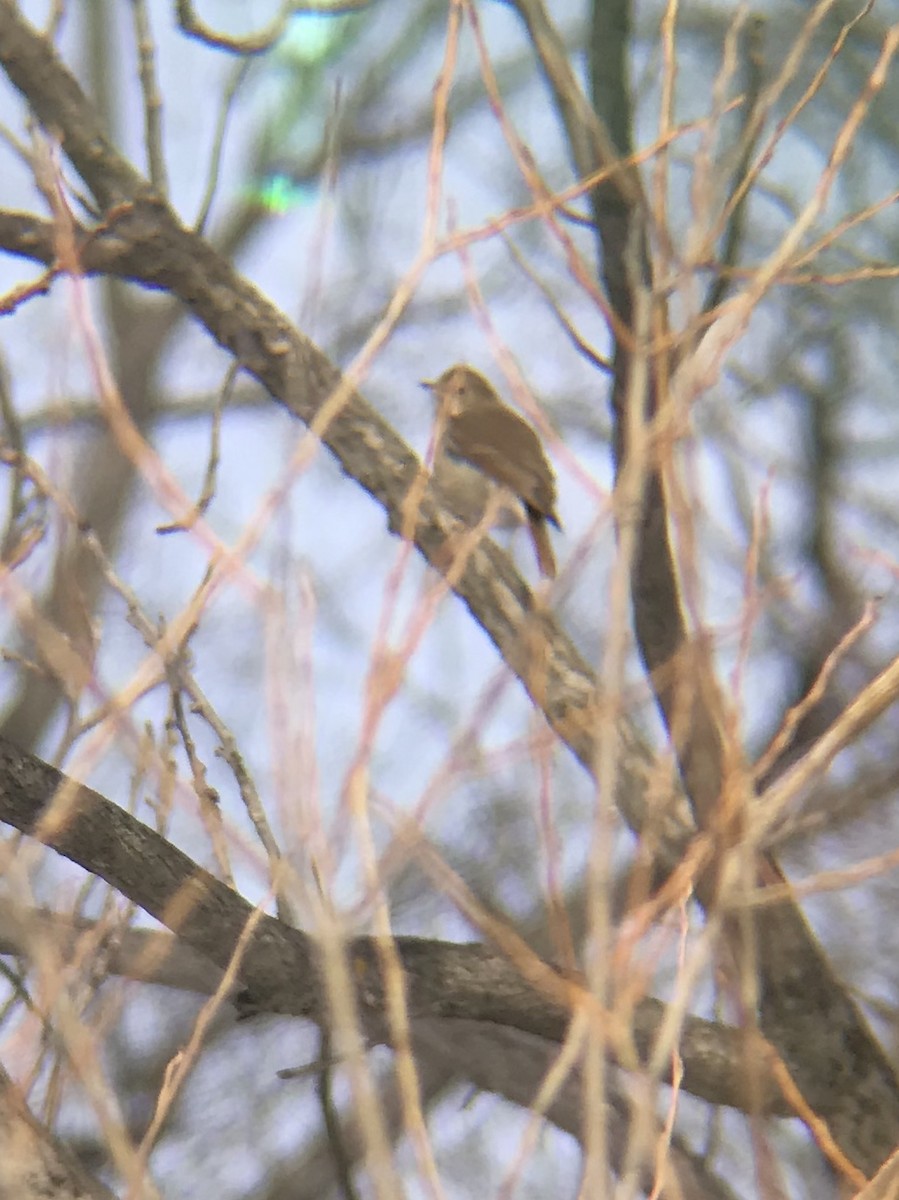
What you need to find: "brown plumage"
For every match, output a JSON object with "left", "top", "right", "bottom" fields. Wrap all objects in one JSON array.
[{"left": 421, "top": 364, "right": 561, "bottom": 578}]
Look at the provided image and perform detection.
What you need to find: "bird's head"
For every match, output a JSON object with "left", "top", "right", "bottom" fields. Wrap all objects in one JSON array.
[{"left": 420, "top": 365, "right": 500, "bottom": 417}]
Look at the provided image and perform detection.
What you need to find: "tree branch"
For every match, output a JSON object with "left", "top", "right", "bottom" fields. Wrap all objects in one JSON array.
[{"left": 0, "top": 732, "right": 785, "bottom": 1124}]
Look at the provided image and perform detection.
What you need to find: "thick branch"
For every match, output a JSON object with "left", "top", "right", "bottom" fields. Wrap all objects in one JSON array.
[{"left": 0, "top": 733, "right": 784, "bottom": 1120}]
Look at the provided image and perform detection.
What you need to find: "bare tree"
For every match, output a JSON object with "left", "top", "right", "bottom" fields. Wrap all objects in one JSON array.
[{"left": 1, "top": 1, "right": 899, "bottom": 1197}]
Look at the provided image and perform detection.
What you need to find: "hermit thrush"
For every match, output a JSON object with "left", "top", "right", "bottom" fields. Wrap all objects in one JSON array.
[{"left": 421, "top": 364, "right": 560, "bottom": 578}]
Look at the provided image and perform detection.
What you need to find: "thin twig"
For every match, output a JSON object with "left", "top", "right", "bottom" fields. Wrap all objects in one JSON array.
[{"left": 129, "top": 0, "right": 169, "bottom": 194}]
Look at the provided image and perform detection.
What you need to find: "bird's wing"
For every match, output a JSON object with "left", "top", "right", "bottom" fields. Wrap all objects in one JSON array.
[{"left": 445, "top": 408, "right": 559, "bottom": 523}]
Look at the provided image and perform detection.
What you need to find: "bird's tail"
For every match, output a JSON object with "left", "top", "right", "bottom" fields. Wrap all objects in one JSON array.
[{"left": 527, "top": 511, "right": 557, "bottom": 578}]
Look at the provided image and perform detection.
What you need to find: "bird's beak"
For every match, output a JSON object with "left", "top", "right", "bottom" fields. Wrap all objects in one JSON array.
[{"left": 420, "top": 379, "right": 436, "bottom": 391}]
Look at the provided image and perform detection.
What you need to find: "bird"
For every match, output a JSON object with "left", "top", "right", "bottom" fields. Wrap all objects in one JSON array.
[
  {"left": 430, "top": 454, "right": 525, "bottom": 531},
  {"left": 420, "top": 364, "right": 561, "bottom": 578}
]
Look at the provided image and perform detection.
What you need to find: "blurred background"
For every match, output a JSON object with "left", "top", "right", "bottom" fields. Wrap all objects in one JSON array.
[{"left": 1, "top": 1, "right": 898, "bottom": 1196}]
